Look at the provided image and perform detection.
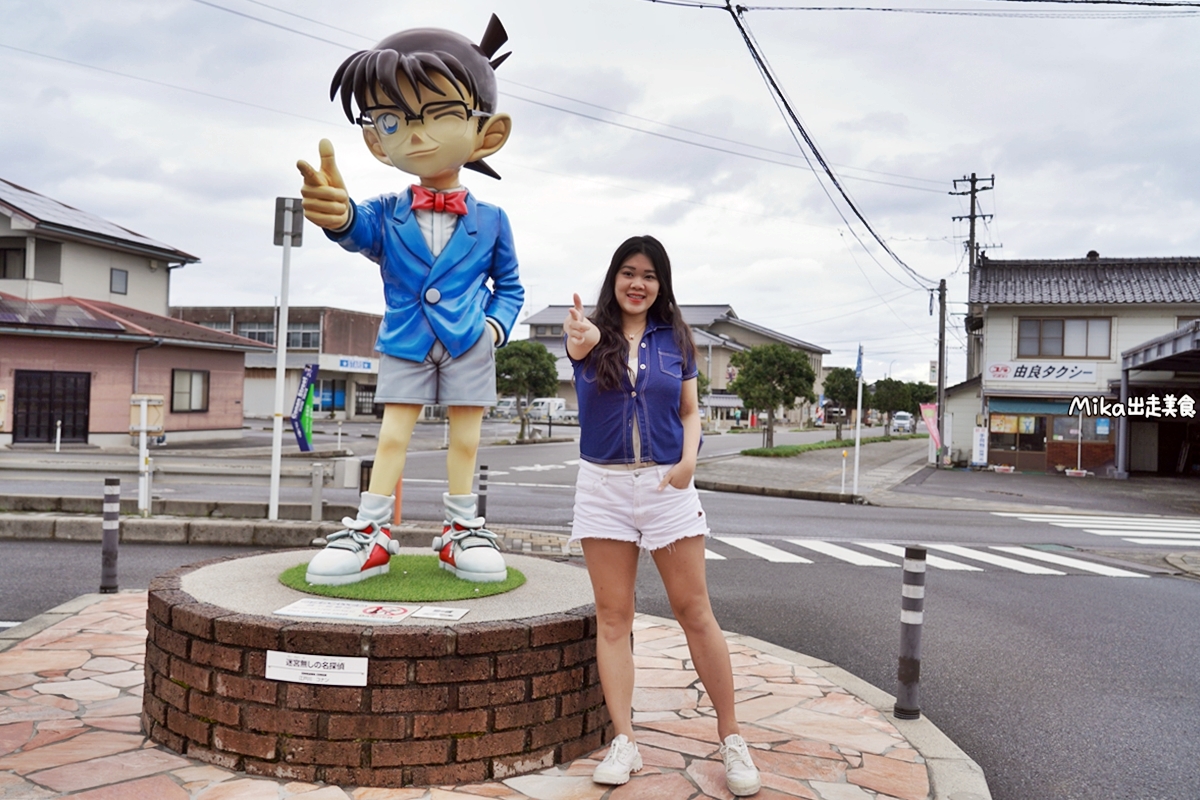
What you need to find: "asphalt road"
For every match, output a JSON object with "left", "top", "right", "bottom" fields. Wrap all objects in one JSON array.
[{"left": 2, "top": 425, "right": 1198, "bottom": 799}]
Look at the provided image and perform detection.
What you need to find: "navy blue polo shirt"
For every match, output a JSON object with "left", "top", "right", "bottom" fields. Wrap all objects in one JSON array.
[{"left": 570, "top": 318, "right": 699, "bottom": 465}]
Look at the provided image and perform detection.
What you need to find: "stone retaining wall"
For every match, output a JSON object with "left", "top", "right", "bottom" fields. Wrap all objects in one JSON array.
[{"left": 142, "top": 558, "right": 610, "bottom": 787}]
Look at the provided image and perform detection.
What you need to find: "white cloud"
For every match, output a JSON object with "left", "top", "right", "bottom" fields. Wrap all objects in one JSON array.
[{"left": 2, "top": 0, "right": 1197, "bottom": 384}]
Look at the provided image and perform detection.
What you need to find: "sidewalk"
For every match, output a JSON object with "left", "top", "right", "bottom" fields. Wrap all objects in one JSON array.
[
  {"left": 0, "top": 592, "right": 987, "bottom": 800},
  {"left": 695, "top": 436, "right": 1200, "bottom": 517}
]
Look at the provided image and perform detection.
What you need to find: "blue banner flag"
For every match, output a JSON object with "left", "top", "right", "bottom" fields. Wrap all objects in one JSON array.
[
  {"left": 290, "top": 364, "right": 319, "bottom": 452},
  {"left": 855, "top": 345, "right": 863, "bottom": 380}
]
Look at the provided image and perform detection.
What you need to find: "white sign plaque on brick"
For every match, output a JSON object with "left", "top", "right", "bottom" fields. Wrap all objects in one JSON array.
[
  {"left": 273, "top": 597, "right": 416, "bottom": 623},
  {"left": 265, "top": 650, "right": 368, "bottom": 686}
]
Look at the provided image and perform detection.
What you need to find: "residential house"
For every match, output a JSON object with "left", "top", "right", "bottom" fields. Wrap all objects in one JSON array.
[
  {"left": 521, "top": 305, "right": 829, "bottom": 426},
  {"left": 173, "top": 306, "right": 384, "bottom": 420},
  {"left": 950, "top": 251, "right": 1200, "bottom": 474},
  {"left": 0, "top": 178, "right": 197, "bottom": 314},
  {"left": 0, "top": 178, "right": 266, "bottom": 447}
]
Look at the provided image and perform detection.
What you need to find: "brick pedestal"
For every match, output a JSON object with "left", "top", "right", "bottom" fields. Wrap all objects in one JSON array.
[{"left": 142, "top": 557, "right": 611, "bottom": 787}]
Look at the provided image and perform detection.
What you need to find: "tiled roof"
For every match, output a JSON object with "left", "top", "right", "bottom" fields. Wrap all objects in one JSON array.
[
  {"left": 0, "top": 178, "right": 198, "bottom": 263},
  {"left": 970, "top": 256, "right": 1200, "bottom": 305},
  {"left": 0, "top": 294, "right": 268, "bottom": 350}
]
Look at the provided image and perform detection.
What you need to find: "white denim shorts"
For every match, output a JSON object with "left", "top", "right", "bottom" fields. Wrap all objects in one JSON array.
[{"left": 569, "top": 460, "right": 710, "bottom": 551}]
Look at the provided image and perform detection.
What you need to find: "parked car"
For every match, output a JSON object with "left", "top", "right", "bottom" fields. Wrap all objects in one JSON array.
[
  {"left": 891, "top": 411, "right": 915, "bottom": 434},
  {"left": 492, "top": 397, "right": 522, "bottom": 418},
  {"left": 527, "top": 397, "right": 578, "bottom": 423}
]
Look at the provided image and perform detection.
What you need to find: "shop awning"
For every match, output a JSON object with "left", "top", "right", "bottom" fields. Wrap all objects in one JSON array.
[{"left": 988, "top": 398, "right": 1074, "bottom": 415}]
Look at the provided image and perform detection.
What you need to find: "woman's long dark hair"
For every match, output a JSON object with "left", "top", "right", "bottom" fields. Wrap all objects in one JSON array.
[{"left": 589, "top": 235, "right": 696, "bottom": 392}]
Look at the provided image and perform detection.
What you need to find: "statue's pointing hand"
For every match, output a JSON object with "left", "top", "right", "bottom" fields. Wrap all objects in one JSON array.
[{"left": 297, "top": 139, "right": 350, "bottom": 230}]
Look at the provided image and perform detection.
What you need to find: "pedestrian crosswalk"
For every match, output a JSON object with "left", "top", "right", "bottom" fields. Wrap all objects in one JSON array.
[
  {"left": 704, "top": 536, "right": 1148, "bottom": 577},
  {"left": 993, "top": 512, "right": 1200, "bottom": 548}
]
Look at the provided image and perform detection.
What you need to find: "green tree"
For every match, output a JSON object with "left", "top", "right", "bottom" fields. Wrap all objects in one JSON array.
[
  {"left": 906, "top": 381, "right": 937, "bottom": 417},
  {"left": 495, "top": 340, "right": 559, "bottom": 441},
  {"left": 870, "top": 378, "right": 912, "bottom": 433},
  {"left": 729, "top": 344, "right": 815, "bottom": 449},
  {"left": 822, "top": 367, "right": 859, "bottom": 440}
]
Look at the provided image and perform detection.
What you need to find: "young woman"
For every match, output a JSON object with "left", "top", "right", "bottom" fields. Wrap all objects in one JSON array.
[{"left": 563, "top": 235, "right": 760, "bottom": 796}]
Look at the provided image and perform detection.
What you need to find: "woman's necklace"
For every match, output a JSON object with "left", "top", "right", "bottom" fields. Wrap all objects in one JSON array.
[{"left": 624, "top": 325, "right": 645, "bottom": 341}]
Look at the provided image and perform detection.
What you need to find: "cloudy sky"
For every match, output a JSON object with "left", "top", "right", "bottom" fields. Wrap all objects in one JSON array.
[{"left": 3, "top": 0, "right": 1199, "bottom": 385}]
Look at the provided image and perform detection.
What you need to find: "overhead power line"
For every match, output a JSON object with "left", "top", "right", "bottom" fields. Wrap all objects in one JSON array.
[{"left": 718, "top": 1, "right": 938, "bottom": 288}]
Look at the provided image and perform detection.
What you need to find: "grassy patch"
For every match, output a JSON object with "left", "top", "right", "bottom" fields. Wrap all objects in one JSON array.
[
  {"left": 741, "top": 433, "right": 929, "bottom": 458},
  {"left": 279, "top": 554, "right": 526, "bottom": 602}
]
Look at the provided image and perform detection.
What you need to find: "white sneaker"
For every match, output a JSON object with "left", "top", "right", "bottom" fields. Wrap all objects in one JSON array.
[
  {"left": 720, "top": 733, "right": 761, "bottom": 796},
  {"left": 592, "top": 734, "right": 642, "bottom": 785}
]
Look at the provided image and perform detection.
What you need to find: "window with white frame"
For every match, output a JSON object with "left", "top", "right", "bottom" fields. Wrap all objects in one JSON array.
[
  {"left": 1017, "top": 318, "right": 1110, "bottom": 359},
  {"left": 238, "top": 322, "right": 275, "bottom": 345},
  {"left": 110, "top": 268, "right": 128, "bottom": 294},
  {"left": 171, "top": 369, "right": 209, "bottom": 412},
  {"left": 287, "top": 322, "right": 321, "bottom": 349}
]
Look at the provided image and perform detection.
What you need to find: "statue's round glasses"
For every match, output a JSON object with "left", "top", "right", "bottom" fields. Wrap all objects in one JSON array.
[{"left": 357, "top": 101, "right": 492, "bottom": 144}]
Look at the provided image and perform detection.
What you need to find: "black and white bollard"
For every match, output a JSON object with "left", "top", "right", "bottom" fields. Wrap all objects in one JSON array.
[
  {"left": 478, "top": 464, "right": 488, "bottom": 519},
  {"left": 100, "top": 478, "right": 120, "bottom": 594},
  {"left": 894, "top": 545, "right": 926, "bottom": 720}
]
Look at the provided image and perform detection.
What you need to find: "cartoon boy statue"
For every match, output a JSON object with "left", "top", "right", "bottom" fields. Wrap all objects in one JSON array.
[{"left": 297, "top": 16, "right": 522, "bottom": 585}]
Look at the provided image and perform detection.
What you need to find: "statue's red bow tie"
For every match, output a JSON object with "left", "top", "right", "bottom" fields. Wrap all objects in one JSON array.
[{"left": 410, "top": 185, "right": 468, "bottom": 215}]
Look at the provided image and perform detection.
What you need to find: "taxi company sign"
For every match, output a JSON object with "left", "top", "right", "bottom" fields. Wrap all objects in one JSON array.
[{"left": 986, "top": 362, "right": 1097, "bottom": 383}]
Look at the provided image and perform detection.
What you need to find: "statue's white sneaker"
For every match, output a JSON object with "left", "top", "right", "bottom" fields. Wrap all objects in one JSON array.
[{"left": 305, "top": 492, "right": 398, "bottom": 585}]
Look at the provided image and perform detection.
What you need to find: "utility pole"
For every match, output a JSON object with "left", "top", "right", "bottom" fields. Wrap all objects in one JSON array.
[
  {"left": 951, "top": 173, "right": 994, "bottom": 268},
  {"left": 952, "top": 173, "right": 997, "bottom": 380},
  {"left": 937, "top": 279, "right": 946, "bottom": 467}
]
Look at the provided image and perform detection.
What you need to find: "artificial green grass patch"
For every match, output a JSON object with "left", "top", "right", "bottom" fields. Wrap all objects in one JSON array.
[
  {"left": 741, "top": 433, "right": 929, "bottom": 458},
  {"left": 279, "top": 555, "right": 526, "bottom": 602}
]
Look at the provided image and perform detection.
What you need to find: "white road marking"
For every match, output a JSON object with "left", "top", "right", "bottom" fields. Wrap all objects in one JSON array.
[
  {"left": 1082, "top": 530, "right": 1200, "bottom": 539},
  {"left": 856, "top": 542, "right": 983, "bottom": 571},
  {"left": 990, "top": 546, "right": 1148, "bottom": 578},
  {"left": 510, "top": 464, "right": 567, "bottom": 472},
  {"left": 705, "top": 549, "right": 726, "bottom": 560},
  {"left": 787, "top": 540, "right": 897, "bottom": 567},
  {"left": 993, "top": 513, "right": 1200, "bottom": 530},
  {"left": 0, "top": 622, "right": 20, "bottom": 629},
  {"left": 714, "top": 537, "right": 813, "bottom": 563},
  {"left": 1122, "top": 537, "right": 1200, "bottom": 547},
  {"left": 926, "top": 544, "right": 1064, "bottom": 575}
]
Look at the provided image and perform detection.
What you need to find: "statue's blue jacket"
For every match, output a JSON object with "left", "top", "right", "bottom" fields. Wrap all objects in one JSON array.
[{"left": 328, "top": 188, "right": 524, "bottom": 362}]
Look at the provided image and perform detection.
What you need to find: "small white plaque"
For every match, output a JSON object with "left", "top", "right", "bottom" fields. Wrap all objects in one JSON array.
[
  {"left": 274, "top": 598, "right": 417, "bottom": 623},
  {"left": 265, "top": 650, "right": 368, "bottom": 686},
  {"left": 411, "top": 606, "right": 470, "bottom": 621}
]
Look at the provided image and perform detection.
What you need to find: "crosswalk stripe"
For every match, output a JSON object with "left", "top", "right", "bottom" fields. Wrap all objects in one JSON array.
[
  {"left": 1123, "top": 538, "right": 1200, "bottom": 547},
  {"left": 714, "top": 537, "right": 813, "bottom": 563},
  {"left": 0, "top": 622, "right": 20, "bottom": 629},
  {"left": 926, "top": 544, "right": 1064, "bottom": 575},
  {"left": 1047, "top": 521, "right": 1200, "bottom": 532},
  {"left": 991, "top": 546, "right": 1148, "bottom": 578},
  {"left": 994, "top": 513, "right": 1200, "bottom": 530},
  {"left": 1082, "top": 529, "right": 1200, "bottom": 539},
  {"left": 704, "top": 549, "right": 726, "bottom": 560},
  {"left": 856, "top": 542, "right": 983, "bottom": 571},
  {"left": 787, "top": 540, "right": 897, "bottom": 567},
  {"left": 993, "top": 515, "right": 1200, "bottom": 527}
]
